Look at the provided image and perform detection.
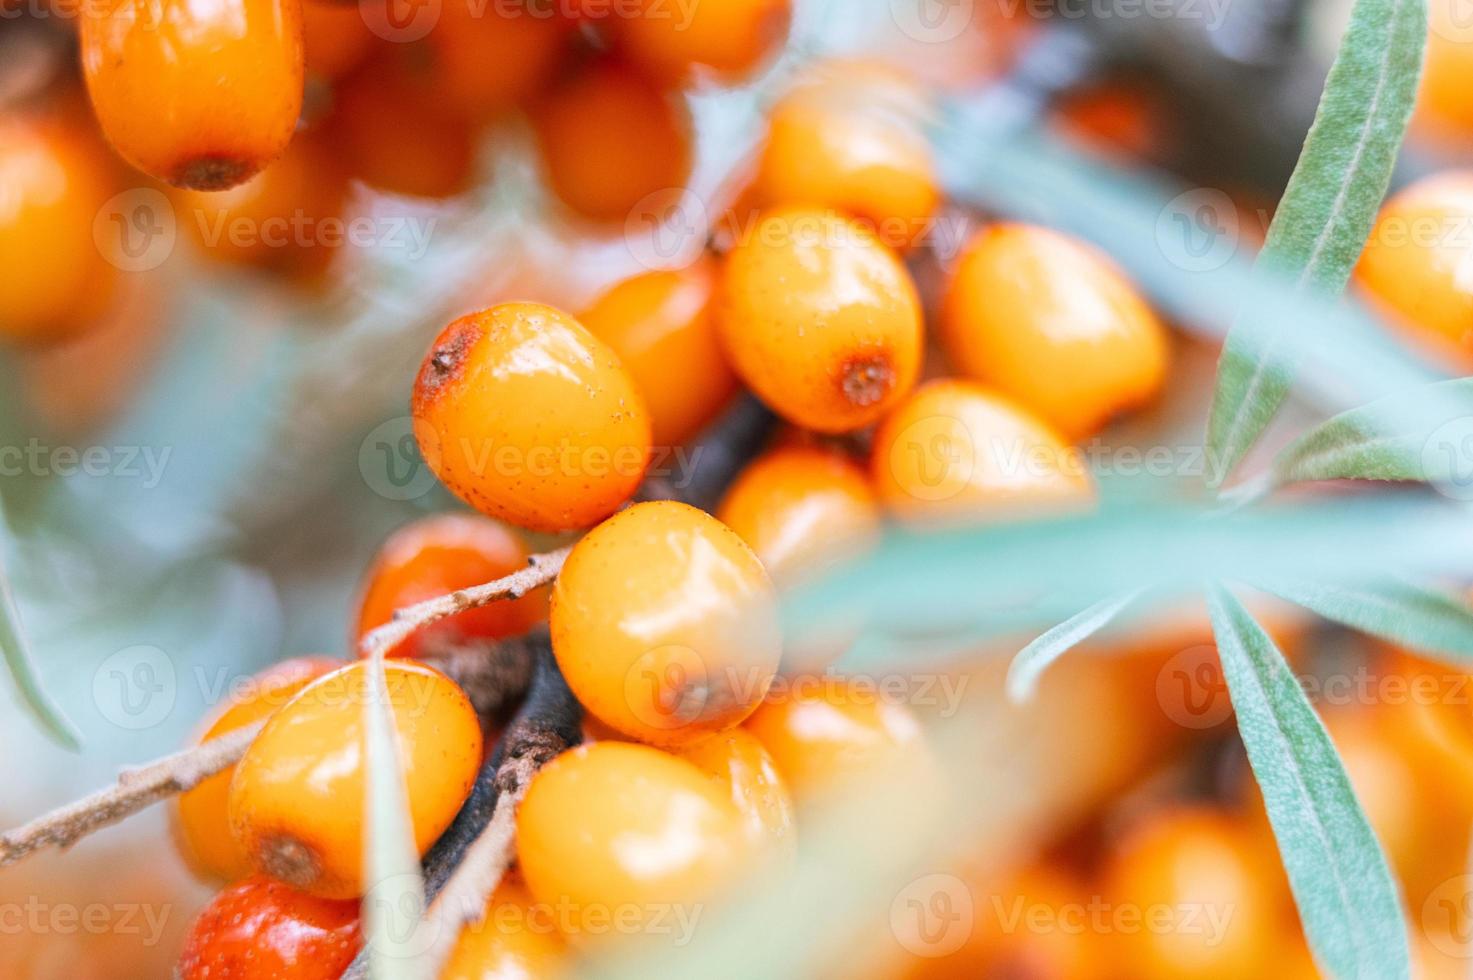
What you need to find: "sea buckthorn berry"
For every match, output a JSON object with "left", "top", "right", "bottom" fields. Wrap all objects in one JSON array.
[
  {"left": 229, "top": 660, "right": 482, "bottom": 899},
  {"left": 606, "top": 0, "right": 791, "bottom": 83},
  {"left": 1099, "top": 806, "right": 1282, "bottom": 980},
  {"left": 411, "top": 302, "right": 651, "bottom": 533},
  {"left": 178, "top": 876, "right": 360, "bottom": 980},
  {"left": 1416, "top": 0, "right": 1473, "bottom": 141},
  {"left": 80, "top": 0, "right": 304, "bottom": 189},
  {"left": 440, "top": 877, "right": 567, "bottom": 980},
  {"left": 516, "top": 742, "right": 748, "bottom": 942},
  {"left": 752, "top": 62, "right": 939, "bottom": 251},
  {"left": 301, "top": 0, "right": 375, "bottom": 81},
  {"left": 676, "top": 729, "right": 795, "bottom": 849},
  {"left": 870, "top": 379, "right": 1094, "bottom": 526},
  {"left": 716, "top": 445, "right": 881, "bottom": 587},
  {"left": 940, "top": 224, "right": 1169, "bottom": 441},
  {"left": 0, "top": 112, "right": 117, "bottom": 345},
  {"left": 744, "top": 678, "right": 925, "bottom": 799},
  {"left": 531, "top": 60, "right": 692, "bottom": 223},
  {"left": 716, "top": 206, "right": 924, "bottom": 433},
  {"left": 173, "top": 132, "right": 347, "bottom": 280},
  {"left": 579, "top": 257, "right": 739, "bottom": 447},
  {"left": 550, "top": 500, "right": 781, "bottom": 747},
  {"left": 173, "top": 656, "right": 343, "bottom": 884},
  {"left": 354, "top": 514, "right": 547, "bottom": 659},
  {"left": 1356, "top": 172, "right": 1473, "bottom": 369},
  {"left": 431, "top": 0, "right": 574, "bottom": 121}
]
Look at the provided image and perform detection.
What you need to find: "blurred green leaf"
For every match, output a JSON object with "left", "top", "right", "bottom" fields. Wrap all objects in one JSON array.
[
  {"left": 1209, "top": 585, "right": 1409, "bottom": 980},
  {"left": 0, "top": 497, "right": 79, "bottom": 750},
  {"left": 1262, "top": 577, "right": 1473, "bottom": 659},
  {"left": 1005, "top": 589, "right": 1145, "bottom": 701},
  {"left": 1204, "top": 0, "right": 1427, "bottom": 485}
]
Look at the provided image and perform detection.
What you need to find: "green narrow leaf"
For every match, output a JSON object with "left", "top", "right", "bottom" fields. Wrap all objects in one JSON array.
[
  {"left": 362, "top": 653, "right": 429, "bottom": 980},
  {"left": 1005, "top": 589, "right": 1145, "bottom": 701},
  {"left": 0, "top": 500, "right": 79, "bottom": 750},
  {"left": 1203, "top": 0, "right": 1427, "bottom": 487},
  {"left": 1261, "top": 577, "right": 1473, "bottom": 660},
  {"left": 1208, "top": 585, "right": 1410, "bottom": 980},
  {"left": 1269, "top": 378, "right": 1473, "bottom": 489}
]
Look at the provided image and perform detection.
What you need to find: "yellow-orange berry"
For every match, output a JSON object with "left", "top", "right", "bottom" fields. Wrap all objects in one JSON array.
[
  {"left": 516, "top": 742, "right": 748, "bottom": 942},
  {"left": 440, "top": 877, "right": 567, "bottom": 980},
  {"left": 301, "top": 0, "right": 375, "bottom": 81},
  {"left": 716, "top": 445, "right": 881, "bottom": 586},
  {"left": 550, "top": 501, "right": 781, "bottom": 747},
  {"left": 430, "top": 0, "right": 575, "bottom": 121},
  {"left": 941, "top": 224, "right": 1169, "bottom": 441},
  {"left": 228, "top": 660, "right": 482, "bottom": 899},
  {"left": 717, "top": 206, "right": 924, "bottom": 433},
  {"left": 80, "top": 0, "right": 304, "bottom": 189},
  {"left": 173, "top": 656, "right": 343, "bottom": 884},
  {"left": 744, "top": 678, "right": 925, "bottom": 799},
  {"left": 412, "top": 302, "right": 651, "bottom": 533},
  {"left": 870, "top": 379, "right": 1094, "bottom": 526},
  {"left": 752, "top": 62, "right": 939, "bottom": 251},
  {"left": 1416, "top": 0, "right": 1473, "bottom": 140},
  {"left": 0, "top": 112, "right": 118, "bottom": 345},
  {"left": 579, "top": 257, "right": 739, "bottom": 447},
  {"left": 606, "top": 0, "right": 791, "bottom": 84},
  {"left": 1356, "top": 172, "right": 1473, "bottom": 369},
  {"left": 675, "top": 729, "right": 795, "bottom": 849},
  {"left": 531, "top": 59, "right": 692, "bottom": 223},
  {"left": 177, "top": 875, "right": 361, "bottom": 980}
]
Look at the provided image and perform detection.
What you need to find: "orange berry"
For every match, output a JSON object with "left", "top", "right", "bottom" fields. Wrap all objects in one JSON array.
[
  {"left": 550, "top": 500, "right": 781, "bottom": 747},
  {"left": 1416, "top": 0, "right": 1473, "bottom": 140},
  {"left": 0, "top": 111, "right": 118, "bottom": 345},
  {"left": 80, "top": 0, "right": 304, "bottom": 189},
  {"left": 172, "top": 131, "right": 348, "bottom": 279},
  {"left": 1052, "top": 80, "right": 1170, "bottom": 162},
  {"left": 608, "top": 0, "right": 791, "bottom": 84},
  {"left": 411, "top": 302, "right": 651, "bottom": 533},
  {"left": 675, "top": 728, "right": 795, "bottom": 849},
  {"left": 301, "top": 0, "right": 376, "bottom": 81},
  {"left": 516, "top": 742, "right": 748, "bottom": 942},
  {"left": 716, "top": 206, "right": 924, "bottom": 433},
  {"left": 354, "top": 513, "right": 547, "bottom": 659},
  {"left": 440, "top": 877, "right": 567, "bottom": 980},
  {"left": 1099, "top": 806, "right": 1283, "bottom": 980},
  {"left": 940, "top": 224, "right": 1169, "bottom": 441},
  {"left": 716, "top": 445, "right": 881, "bottom": 587},
  {"left": 531, "top": 59, "right": 692, "bottom": 223},
  {"left": 579, "top": 257, "right": 739, "bottom": 447},
  {"left": 173, "top": 656, "right": 343, "bottom": 884},
  {"left": 430, "top": 0, "right": 575, "bottom": 121},
  {"left": 870, "top": 379, "right": 1095, "bottom": 526},
  {"left": 228, "top": 660, "right": 483, "bottom": 899},
  {"left": 744, "top": 677, "right": 925, "bottom": 799},
  {"left": 177, "top": 876, "right": 360, "bottom": 980},
  {"left": 752, "top": 62, "right": 939, "bottom": 251},
  {"left": 1356, "top": 171, "right": 1473, "bottom": 369}
]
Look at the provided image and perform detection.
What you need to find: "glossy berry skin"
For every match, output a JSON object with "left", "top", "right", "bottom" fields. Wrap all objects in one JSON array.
[
  {"left": 412, "top": 302, "right": 651, "bottom": 533},
  {"left": 177, "top": 876, "right": 360, "bottom": 980},
  {"left": 550, "top": 501, "right": 781, "bottom": 747},
  {"left": 606, "top": 0, "right": 791, "bottom": 84},
  {"left": 579, "top": 258, "right": 739, "bottom": 447},
  {"left": 516, "top": 742, "right": 747, "bottom": 941},
  {"left": 941, "top": 224, "right": 1169, "bottom": 440},
  {"left": 752, "top": 62, "right": 939, "bottom": 251},
  {"left": 173, "top": 656, "right": 343, "bottom": 884},
  {"left": 716, "top": 445, "right": 881, "bottom": 587},
  {"left": 744, "top": 678, "right": 925, "bottom": 799},
  {"left": 228, "top": 661, "right": 482, "bottom": 899},
  {"left": 1356, "top": 172, "right": 1473, "bottom": 368},
  {"left": 354, "top": 514, "right": 547, "bottom": 659},
  {"left": 80, "top": 0, "right": 304, "bottom": 190},
  {"left": 1100, "top": 807, "right": 1282, "bottom": 980},
  {"left": 676, "top": 729, "right": 795, "bottom": 849},
  {"left": 0, "top": 113, "right": 117, "bottom": 345},
  {"left": 870, "top": 379, "right": 1094, "bottom": 526},
  {"left": 301, "top": 0, "right": 375, "bottom": 81},
  {"left": 717, "top": 206, "right": 924, "bottom": 433},
  {"left": 532, "top": 60, "right": 692, "bottom": 223},
  {"left": 440, "top": 877, "right": 567, "bottom": 980}
]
